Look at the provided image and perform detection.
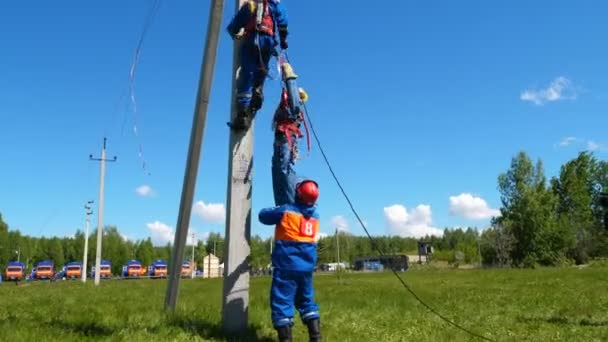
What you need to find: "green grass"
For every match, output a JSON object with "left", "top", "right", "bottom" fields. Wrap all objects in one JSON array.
[{"left": 1, "top": 267, "right": 607, "bottom": 341}]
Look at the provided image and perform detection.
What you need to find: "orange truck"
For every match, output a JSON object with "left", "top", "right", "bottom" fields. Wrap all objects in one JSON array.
[
  {"left": 53, "top": 262, "right": 82, "bottom": 280},
  {"left": 5, "top": 261, "right": 25, "bottom": 281},
  {"left": 33, "top": 261, "right": 54, "bottom": 280},
  {"left": 65, "top": 262, "right": 82, "bottom": 279},
  {"left": 148, "top": 260, "right": 168, "bottom": 278},
  {"left": 90, "top": 260, "right": 112, "bottom": 279},
  {"left": 122, "top": 260, "right": 143, "bottom": 278},
  {"left": 181, "top": 261, "right": 192, "bottom": 278}
]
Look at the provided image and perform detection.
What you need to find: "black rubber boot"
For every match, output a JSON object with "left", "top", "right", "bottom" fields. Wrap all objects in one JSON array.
[
  {"left": 305, "top": 318, "right": 321, "bottom": 342},
  {"left": 276, "top": 325, "right": 292, "bottom": 342}
]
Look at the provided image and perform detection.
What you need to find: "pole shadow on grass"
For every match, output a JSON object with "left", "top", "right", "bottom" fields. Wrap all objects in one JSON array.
[
  {"left": 46, "top": 319, "right": 115, "bottom": 337},
  {"left": 518, "top": 316, "right": 608, "bottom": 327},
  {"left": 166, "top": 314, "right": 275, "bottom": 342}
]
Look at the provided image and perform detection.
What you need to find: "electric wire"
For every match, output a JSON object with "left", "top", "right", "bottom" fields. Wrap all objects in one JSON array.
[{"left": 301, "top": 103, "right": 497, "bottom": 342}]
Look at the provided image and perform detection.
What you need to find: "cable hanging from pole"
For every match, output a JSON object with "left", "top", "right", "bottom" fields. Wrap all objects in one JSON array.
[
  {"left": 300, "top": 100, "right": 496, "bottom": 342},
  {"left": 103, "top": 0, "right": 162, "bottom": 176},
  {"left": 126, "top": 0, "right": 162, "bottom": 176}
]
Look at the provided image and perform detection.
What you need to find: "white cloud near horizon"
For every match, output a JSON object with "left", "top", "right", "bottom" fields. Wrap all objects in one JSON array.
[
  {"left": 449, "top": 193, "right": 500, "bottom": 220},
  {"left": 383, "top": 204, "right": 443, "bottom": 238},
  {"left": 330, "top": 215, "right": 349, "bottom": 232},
  {"left": 146, "top": 221, "right": 204, "bottom": 246},
  {"left": 520, "top": 76, "right": 577, "bottom": 105},
  {"left": 193, "top": 201, "right": 226, "bottom": 224}
]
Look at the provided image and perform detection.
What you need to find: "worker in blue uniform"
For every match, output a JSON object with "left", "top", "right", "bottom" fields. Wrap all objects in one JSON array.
[
  {"left": 272, "top": 62, "right": 308, "bottom": 206},
  {"left": 226, "top": 0, "right": 289, "bottom": 131},
  {"left": 259, "top": 180, "right": 322, "bottom": 342}
]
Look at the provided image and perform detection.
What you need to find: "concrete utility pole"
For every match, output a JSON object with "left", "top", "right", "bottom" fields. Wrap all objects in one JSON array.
[
  {"left": 336, "top": 228, "right": 341, "bottom": 266},
  {"left": 82, "top": 200, "right": 94, "bottom": 282},
  {"left": 222, "top": 0, "right": 253, "bottom": 335},
  {"left": 89, "top": 137, "right": 117, "bottom": 286},
  {"left": 164, "top": 0, "right": 224, "bottom": 311},
  {"left": 191, "top": 232, "right": 196, "bottom": 279},
  {"left": 476, "top": 227, "right": 482, "bottom": 268}
]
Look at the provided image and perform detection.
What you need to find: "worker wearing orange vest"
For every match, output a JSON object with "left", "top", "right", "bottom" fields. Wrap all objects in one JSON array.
[
  {"left": 226, "top": 0, "right": 289, "bottom": 131},
  {"left": 259, "top": 180, "right": 322, "bottom": 342}
]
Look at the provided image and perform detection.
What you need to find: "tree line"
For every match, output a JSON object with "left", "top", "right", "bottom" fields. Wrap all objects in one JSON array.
[
  {"left": 0, "top": 215, "right": 480, "bottom": 273},
  {"left": 482, "top": 151, "right": 607, "bottom": 267},
  {"left": 1, "top": 151, "right": 607, "bottom": 272}
]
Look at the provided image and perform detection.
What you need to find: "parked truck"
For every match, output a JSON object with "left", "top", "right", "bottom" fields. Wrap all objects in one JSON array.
[
  {"left": 147, "top": 259, "right": 167, "bottom": 278},
  {"left": 4, "top": 261, "right": 26, "bottom": 281},
  {"left": 55, "top": 261, "right": 82, "bottom": 280},
  {"left": 32, "top": 261, "right": 54, "bottom": 280},
  {"left": 181, "top": 261, "right": 192, "bottom": 278},
  {"left": 122, "top": 260, "right": 143, "bottom": 278},
  {"left": 90, "top": 260, "right": 112, "bottom": 279}
]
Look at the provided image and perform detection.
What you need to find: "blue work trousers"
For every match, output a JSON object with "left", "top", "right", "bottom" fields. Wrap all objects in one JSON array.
[
  {"left": 272, "top": 130, "right": 297, "bottom": 206},
  {"left": 236, "top": 35, "right": 276, "bottom": 111},
  {"left": 270, "top": 268, "right": 320, "bottom": 327}
]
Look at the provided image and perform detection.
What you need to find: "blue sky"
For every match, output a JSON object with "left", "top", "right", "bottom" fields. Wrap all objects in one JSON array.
[{"left": 0, "top": 1, "right": 606, "bottom": 245}]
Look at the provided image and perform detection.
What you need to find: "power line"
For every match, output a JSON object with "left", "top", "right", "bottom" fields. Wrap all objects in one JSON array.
[{"left": 302, "top": 101, "right": 496, "bottom": 342}]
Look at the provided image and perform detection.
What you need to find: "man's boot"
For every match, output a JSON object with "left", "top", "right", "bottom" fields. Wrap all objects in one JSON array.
[
  {"left": 305, "top": 318, "right": 321, "bottom": 342},
  {"left": 251, "top": 86, "right": 264, "bottom": 113},
  {"left": 276, "top": 325, "right": 292, "bottom": 342},
  {"left": 228, "top": 106, "right": 252, "bottom": 132}
]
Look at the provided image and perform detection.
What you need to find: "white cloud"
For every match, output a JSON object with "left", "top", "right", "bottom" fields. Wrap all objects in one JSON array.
[
  {"left": 587, "top": 141, "right": 608, "bottom": 152},
  {"left": 330, "top": 215, "right": 349, "bottom": 232},
  {"left": 135, "top": 185, "right": 154, "bottom": 197},
  {"left": 449, "top": 193, "right": 500, "bottom": 220},
  {"left": 383, "top": 204, "right": 443, "bottom": 238},
  {"left": 193, "top": 201, "right": 226, "bottom": 224},
  {"left": 520, "top": 76, "right": 577, "bottom": 105},
  {"left": 588, "top": 141, "right": 600, "bottom": 151},
  {"left": 558, "top": 137, "right": 577, "bottom": 147},
  {"left": 147, "top": 221, "right": 173, "bottom": 246},
  {"left": 146, "top": 220, "right": 201, "bottom": 246}
]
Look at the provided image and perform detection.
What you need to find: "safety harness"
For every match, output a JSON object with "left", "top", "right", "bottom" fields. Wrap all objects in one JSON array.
[
  {"left": 274, "top": 58, "right": 311, "bottom": 161},
  {"left": 244, "top": 0, "right": 274, "bottom": 37}
]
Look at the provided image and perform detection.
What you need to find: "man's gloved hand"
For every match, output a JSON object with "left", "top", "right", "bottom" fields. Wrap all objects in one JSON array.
[{"left": 280, "top": 39, "right": 288, "bottom": 50}]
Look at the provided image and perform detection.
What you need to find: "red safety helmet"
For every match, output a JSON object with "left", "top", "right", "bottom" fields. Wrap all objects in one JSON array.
[{"left": 295, "top": 180, "right": 319, "bottom": 205}]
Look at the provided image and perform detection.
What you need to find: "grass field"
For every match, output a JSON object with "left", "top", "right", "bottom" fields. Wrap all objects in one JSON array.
[{"left": 1, "top": 266, "right": 607, "bottom": 341}]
